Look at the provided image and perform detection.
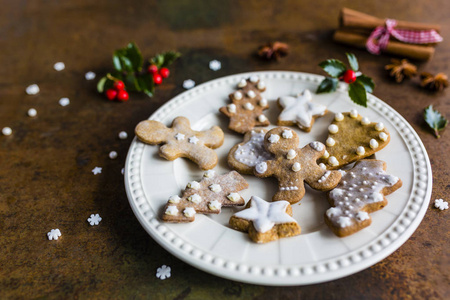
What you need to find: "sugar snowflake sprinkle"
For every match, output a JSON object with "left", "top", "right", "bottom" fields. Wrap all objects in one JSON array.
[
  {"left": 434, "top": 199, "right": 448, "bottom": 210},
  {"left": 26, "top": 84, "right": 40, "bottom": 95},
  {"left": 2, "top": 127, "right": 12, "bottom": 136},
  {"left": 85, "top": 71, "right": 96, "bottom": 80},
  {"left": 209, "top": 60, "right": 221, "bottom": 71},
  {"left": 183, "top": 79, "right": 195, "bottom": 89},
  {"left": 47, "top": 229, "right": 61, "bottom": 240},
  {"left": 92, "top": 167, "right": 102, "bottom": 175},
  {"left": 53, "top": 62, "right": 65, "bottom": 71},
  {"left": 59, "top": 97, "right": 70, "bottom": 107},
  {"left": 87, "top": 213, "right": 102, "bottom": 226},
  {"left": 156, "top": 265, "right": 171, "bottom": 280}
]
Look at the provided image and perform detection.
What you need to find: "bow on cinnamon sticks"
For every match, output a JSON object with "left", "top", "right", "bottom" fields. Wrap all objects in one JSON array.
[{"left": 333, "top": 8, "right": 443, "bottom": 60}]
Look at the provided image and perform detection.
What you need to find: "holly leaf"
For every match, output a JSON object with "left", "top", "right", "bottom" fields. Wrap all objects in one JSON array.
[
  {"left": 348, "top": 81, "right": 367, "bottom": 107},
  {"left": 136, "top": 73, "right": 154, "bottom": 97},
  {"left": 125, "top": 42, "right": 143, "bottom": 71},
  {"left": 113, "top": 49, "right": 134, "bottom": 72},
  {"left": 150, "top": 51, "right": 181, "bottom": 68},
  {"left": 123, "top": 74, "right": 139, "bottom": 91},
  {"left": 316, "top": 77, "right": 338, "bottom": 94},
  {"left": 355, "top": 75, "right": 375, "bottom": 93},
  {"left": 97, "top": 76, "right": 107, "bottom": 93},
  {"left": 424, "top": 105, "right": 448, "bottom": 138},
  {"left": 318, "top": 59, "right": 347, "bottom": 78},
  {"left": 346, "top": 53, "right": 359, "bottom": 71}
]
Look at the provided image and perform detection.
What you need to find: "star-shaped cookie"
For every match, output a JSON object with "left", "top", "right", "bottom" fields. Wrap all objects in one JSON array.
[{"left": 277, "top": 89, "right": 327, "bottom": 132}]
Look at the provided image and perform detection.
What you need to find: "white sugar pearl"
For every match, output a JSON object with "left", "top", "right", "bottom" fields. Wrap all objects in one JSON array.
[
  {"left": 53, "top": 62, "right": 65, "bottom": 71},
  {"left": 257, "top": 81, "right": 266, "bottom": 90},
  {"left": 350, "top": 109, "right": 358, "bottom": 118},
  {"left": 249, "top": 75, "right": 259, "bottom": 83},
  {"left": 370, "top": 139, "right": 379, "bottom": 149},
  {"left": 375, "top": 122, "right": 384, "bottom": 131},
  {"left": 227, "top": 104, "right": 236, "bottom": 113},
  {"left": 26, "top": 84, "right": 40, "bottom": 95},
  {"left": 328, "top": 124, "right": 339, "bottom": 134},
  {"left": 292, "top": 162, "right": 301, "bottom": 172},
  {"left": 118, "top": 131, "right": 128, "bottom": 139},
  {"left": 85, "top": 71, "right": 96, "bottom": 80},
  {"left": 109, "top": 151, "right": 118, "bottom": 159},
  {"left": 328, "top": 156, "right": 339, "bottom": 166},
  {"left": 322, "top": 150, "right": 330, "bottom": 159},
  {"left": 244, "top": 102, "right": 254, "bottom": 110},
  {"left": 379, "top": 132, "right": 388, "bottom": 141},
  {"left": 259, "top": 98, "right": 268, "bottom": 106},
  {"left": 335, "top": 113, "right": 344, "bottom": 121},
  {"left": 237, "top": 79, "right": 247, "bottom": 88},
  {"left": 27, "top": 108, "right": 37, "bottom": 117},
  {"left": 361, "top": 117, "right": 370, "bottom": 125},
  {"left": 234, "top": 91, "right": 243, "bottom": 100},
  {"left": 247, "top": 90, "right": 256, "bottom": 99},
  {"left": 326, "top": 137, "right": 336, "bottom": 147},
  {"left": 287, "top": 149, "right": 297, "bottom": 160},
  {"left": 356, "top": 146, "right": 365, "bottom": 155},
  {"left": 258, "top": 115, "right": 267, "bottom": 122},
  {"left": 2, "top": 127, "right": 12, "bottom": 136}
]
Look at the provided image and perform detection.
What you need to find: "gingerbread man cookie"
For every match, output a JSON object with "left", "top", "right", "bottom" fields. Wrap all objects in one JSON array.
[
  {"left": 135, "top": 116, "right": 224, "bottom": 170},
  {"left": 229, "top": 196, "right": 301, "bottom": 243},
  {"left": 277, "top": 89, "right": 327, "bottom": 132},
  {"left": 227, "top": 129, "right": 274, "bottom": 175},
  {"left": 320, "top": 110, "right": 390, "bottom": 169},
  {"left": 219, "top": 76, "right": 270, "bottom": 134},
  {"left": 162, "top": 170, "right": 248, "bottom": 222},
  {"left": 254, "top": 127, "right": 342, "bottom": 204},
  {"left": 325, "top": 159, "right": 402, "bottom": 237}
]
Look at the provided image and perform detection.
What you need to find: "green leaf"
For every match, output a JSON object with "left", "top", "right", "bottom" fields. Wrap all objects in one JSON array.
[
  {"left": 348, "top": 81, "right": 367, "bottom": 107},
  {"left": 97, "top": 76, "right": 108, "bottom": 93},
  {"left": 424, "top": 105, "right": 448, "bottom": 138},
  {"left": 318, "top": 59, "right": 347, "bottom": 78},
  {"left": 113, "top": 49, "right": 134, "bottom": 72},
  {"left": 136, "top": 73, "right": 154, "bottom": 97},
  {"left": 126, "top": 42, "right": 143, "bottom": 71},
  {"left": 160, "top": 51, "right": 181, "bottom": 68},
  {"left": 316, "top": 77, "right": 338, "bottom": 94},
  {"left": 124, "top": 74, "right": 139, "bottom": 91},
  {"left": 346, "top": 53, "right": 359, "bottom": 71},
  {"left": 355, "top": 75, "right": 375, "bottom": 93}
]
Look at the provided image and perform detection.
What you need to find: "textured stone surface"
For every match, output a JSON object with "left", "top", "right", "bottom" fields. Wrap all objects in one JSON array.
[{"left": 0, "top": 0, "right": 448, "bottom": 298}]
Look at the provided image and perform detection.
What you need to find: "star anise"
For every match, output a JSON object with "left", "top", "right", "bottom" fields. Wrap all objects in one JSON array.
[
  {"left": 420, "top": 72, "right": 449, "bottom": 91},
  {"left": 385, "top": 59, "right": 417, "bottom": 83},
  {"left": 257, "top": 42, "right": 289, "bottom": 61}
]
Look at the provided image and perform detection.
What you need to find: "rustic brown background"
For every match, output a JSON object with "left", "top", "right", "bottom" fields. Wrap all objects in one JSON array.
[{"left": 0, "top": 0, "right": 448, "bottom": 299}]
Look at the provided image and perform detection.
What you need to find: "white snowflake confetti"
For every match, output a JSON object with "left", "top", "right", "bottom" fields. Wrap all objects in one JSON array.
[
  {"left": 121, "top": 168, "right": 125, "bottom": 175},
  {"left": 92, "top": 167, "right": 102, "bottom": 175},
  {"left": 47, "top": 229, "right": 61, "bottom": 240},
  {"left": 156, "top": 265, "right": 171, "bottom": 280},
  {"left": 434, "top": 199, "right": 448, "bottom": 210},
  {"left": 53, "top": 62, "right": 65, "bottom": 71},
  {"left": 87, "top": 213, "right": 102, "bottom": 226},
  {"left": 27, "top": 108, "right": 37, "bottom": 117},
  {"left": 109, "top": 151, "right": 118, "bottom": 159},
  {"left": 183, "top": 79, "right": 195, "bottom": 89},
  {"left": 2, "top": 127, "right": 12, "bottom": 136},
  {"left": 118, "top": 131, "right": 128, "bottom": 140},
  {"left": 26, "top": 84, "right": 40, "bottom": 95},
  {"left": 85, "top": 71, "right": 96, "bottom": 80},
  {"left": 59, "top": 97, "right": 70, "bottom": 107},
  {"left": 209, "top": 60, "right": 221, "bottom": 71}
]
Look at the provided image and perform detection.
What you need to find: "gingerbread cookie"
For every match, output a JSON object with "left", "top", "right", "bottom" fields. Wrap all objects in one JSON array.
[
  {"left": 219, "top": 76, "right": 270, "bottom": 134},
  {"left": 325, "top": 159, "right": 402, "bottom": 237},
  {"left": 135, "top": 116, "right": 224, "bottom": 170},
  {"left": 227, "top": 129, "right": 274, "bottom": 175},
  {"left": 277, "top": 89, "right": 327, "bottom": 132},
  {"left": 319, "top": 110, "right": 390, "bottom": 169},
  {"left": 229, "top": 196, "right": 301, "bottom": 243},
  {"left": 162, "top": 170, "right": 248, "bottom": 222},
  {"left": 254, "top": 127, "right": 342, "bottom": 204}
]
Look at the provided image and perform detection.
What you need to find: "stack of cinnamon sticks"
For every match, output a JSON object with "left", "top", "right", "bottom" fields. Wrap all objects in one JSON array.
[{"left": 333, "top": 8, "right": 441, "bottom": 60}]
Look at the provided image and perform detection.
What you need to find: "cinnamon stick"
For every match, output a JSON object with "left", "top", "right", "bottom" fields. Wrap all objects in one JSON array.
[
  {"left": 340, "top": 8, "right": 441, "bottom": 33},
  {"left": 333, "top": 30, "right": 434, "bottom": 61}
]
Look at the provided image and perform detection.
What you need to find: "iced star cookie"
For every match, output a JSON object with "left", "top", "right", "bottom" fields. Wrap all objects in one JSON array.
[
  {"left": 254, "top": 127, "right": 342, "bottom": 204},
  {"left": 320, "top": 110, "right": 390, "bottom": 169},
  {"left": 227, "top": 129, "right": 274, "bottom": 175},
  {"left": 277, "top": 89, "right": 327, "bottom": 132},
  {"left": 219, "top": 76, "right": 270, "bottom": 134},
  {"left": 229, "top": 196, "right": 301, "bottom": 243},
  {"left": 162, "top": 170, "right": 248, "bottom": 222},
  {"left": 325, "top": 159, "right": 402, "bottom": 237},
  {"left": 135, "top": 116, "right": 224, "bottom": 170}
]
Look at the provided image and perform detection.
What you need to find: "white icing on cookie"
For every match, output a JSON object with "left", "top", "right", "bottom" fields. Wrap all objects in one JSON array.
[
  {"left": 208, "top": 200, "right": 222, "bottom": 210},
  {"left": 209, "top": 184, "right": 222, "bottom": 193},
  {"left": 168, "top": 195, "right": 181, "bottom": 204},
  {"left": 278, "top": 89, "right": 327, "bottom": 129},
  {"left": 259, "top": 98, "right": 268, "bottom": 106},
  {"left": 203, "top": 170, "right": 215, "bottom": 178},
  {"left": 268, "top": 134, "right": 280, "bottom": 144},
  {"left": 335, "top": 113, "right": 344, "bottom": 121},
  {"left": 174, "top": 133, "right": 185, "bottom": 141},
  {"left": 188, "top": 136, "right": 199, "bottom": 144},
  {"left": 379, "top": 132, "right": 388, "bottom": 141},
  {"left": 310, "top": 141, "right": 325, "bottom": 152},
  {"left": 188, "top": 194, "right": 202, "bottom": 204},
  {"left": 233, "top": 91, "right": 243, "bottom": 100},
  {"left": 318, "top": 171, "right": 331, "bottom": 183},
  {"left": 322, "top": 150, "right": 330, "bottom": 159},
  {"left": 227, "top": 104, "right": 236, "bottom": 113},
  {"left": 286, "top": 149, "right": 296, "bottom": 160},
  {"left": 319, "top": 163, "right": 326, "bottom": 170},
  {"left": 249, "top": 75, "right": 259, "bottom": 83},
  {"left": 233, "top": 196, "right": 297, "bottom": 233},
  {"left": 244, "top": 102, "right": 254, "bottom": 110},
  {"left": 187, "top": 181, "right": 201, "bottom": 190},
  {"left": 361, "top": 117, "right": 370, "bottom": 125},
  {"left": 370, "top": 139, "right": 379, "bottom": 149},
  {"left": 257, "top": 115, "right": 267, "bottom": 122},
  {"left": 165, "top": 206, "right": 178, "bottom": 215},
  {"left": 255, "top": 162, "right": 268, "bottom": 174},
  {"left": 257, "top": 81, "right": 266, "bottom": 90},
  {"left": 350, "top": 109, "right": 358, "bottom": 118},
  {"left": 247, "top": 90, "right": 256, "bottom": 99},
  {"left": 326, "top": 137, "right": 336, "bottom": 147},
  {"left": 183, "top": 207, "right": 196, "bottom": 217},
  {"left": 356, "top": 146, "right": 365, "bottom": 156},
  {"left": 375, "top": 122, "right": 384, "bottom": 131},
  {"left": 281, "top": 129, "right": 293, "bottom": 139},
  {"left": 237, "top": 79, "right": 247, "bottom": 88},
  {"left": 233, "top": 131, "right": 274, "bottom": 167},
  {"left": 292, "top": 162, "right": 301, "bottom": 172},
  {"left": 328, "top": 124, "right": 339, "bottom": 134},
  {"left": 328, "top": 156, "right": 339, "bottom": 166},
  {"left": 227, "top": 192, "right": 241, "bottom": 202}
]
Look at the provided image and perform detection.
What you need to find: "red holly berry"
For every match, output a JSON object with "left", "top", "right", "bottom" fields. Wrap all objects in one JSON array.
[
  {"left": 148, "top": 65, "right": 158, "bottom": 74},
  {"left": 114, "top": 80, "right": 125, "bottom": 90},
  {"left": 159, "top": 67, "right": 170, "bottom": 78},
  {"left": 153, "top": 74, "right": 163, "bottom": 85},
  {"left": 105, "top": 89, "right": 117, "bottom": 100},
  {"left": 117, "top": 90, "right": 129, "bottom": 101},
  {"left": 342, "top": 70, "right": 357, "bottom": 83}
]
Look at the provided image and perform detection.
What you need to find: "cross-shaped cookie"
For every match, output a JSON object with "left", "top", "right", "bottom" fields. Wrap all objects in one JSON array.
[
  {"left": 325, "top": 159, "right": 402, "bottom": 237},
  {"left": 135, "top": 116, "right": 224, "bottom": 170},
  {"left": 219, "top": 76, "right": 270, "bottom": 134},
  {"left": 277, "top": 89, "right": 327, "bottom": 132},
  {"left": 254, "top": 127, "right": 342, "bottom": 204},
  {"left": 162, "top": 170, "right": 248, "bottom": 222}
]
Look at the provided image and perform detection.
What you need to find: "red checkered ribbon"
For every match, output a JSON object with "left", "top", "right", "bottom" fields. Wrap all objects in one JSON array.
[{"left": 366, "top": 19, "right": 443, "bottom": 54}]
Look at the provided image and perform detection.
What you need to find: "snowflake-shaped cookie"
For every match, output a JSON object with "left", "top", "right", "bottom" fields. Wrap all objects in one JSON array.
[
  {"left": 434, "top": 199, "right": 448, "bottom": 210},
  {"left": 87, "top": 214, "right": 102, "bottom": 226},
  {"left": 47, "top": 229, "right": 61, "bottom": 240},
  {"left": 156, "top": 265, "right": 171, "bottom": 280}
]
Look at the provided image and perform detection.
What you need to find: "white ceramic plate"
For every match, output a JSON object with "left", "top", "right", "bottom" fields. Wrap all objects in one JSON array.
[{"left": 124, "top": 71, "right": 432, "bottom": 286}]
